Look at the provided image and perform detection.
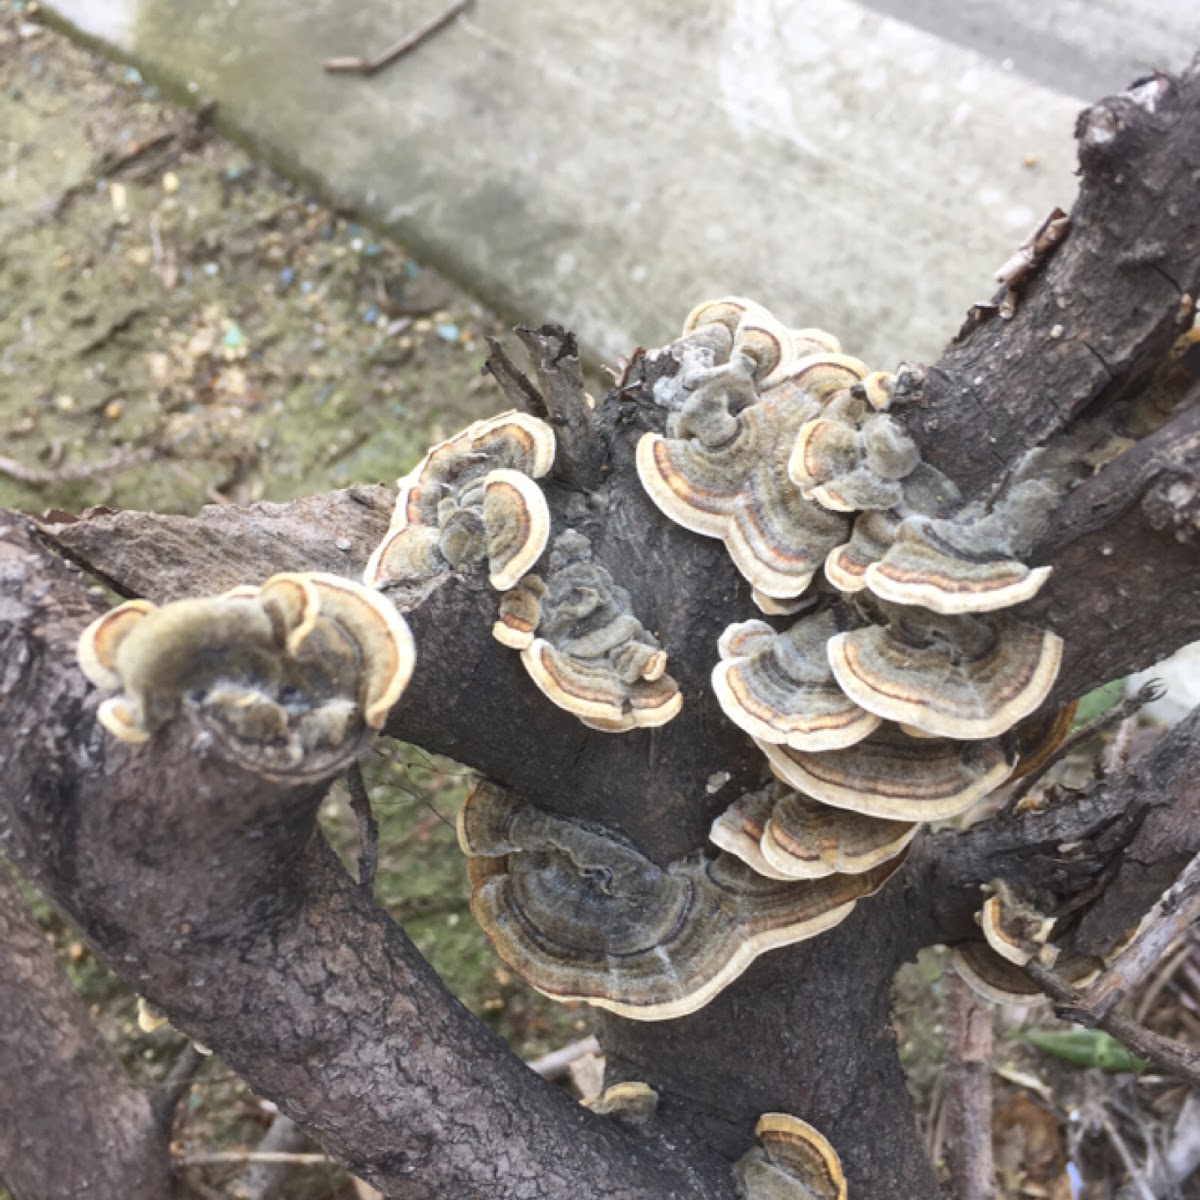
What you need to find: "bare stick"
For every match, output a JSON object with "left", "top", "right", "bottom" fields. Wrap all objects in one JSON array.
[
  {"left": 526, "top": 1035, "right": 601, "bottom": 1082},
  {"left": 1004, "top": 681, "right": 1164, "bottom": 810},
  {"left": 1023, "top": 960, "right": 1200, "bottom": 1088},
  {"left": 513, "top": 325, "right": 605, "bottom": 490},
  {"left": 942, "top": 971, "right": 997, "bottom": 1200},
  {"left": 482, "top": 336, "right": 550, "bottom": 418},
  {"left": 1101, "top": 1110, "right": 1156, "bottom": 1200},
  {"left": 1079, "top": 850, "right": 1200, "bottom": 1018},
  {"left": 345, "top": 764, "right": 379, "bottom": 897},
  {"left": 0, "top": 446, "right": 159, "bottom": 488},
  {"left": 153, "top": 1041, "right": 205, "bottom": 1130},
  {"left": 180, "top": 1150, "right": 333, "bottom": 1166},
  {"left": 323, "top": 0, "right": 470, "bottom": 77}
]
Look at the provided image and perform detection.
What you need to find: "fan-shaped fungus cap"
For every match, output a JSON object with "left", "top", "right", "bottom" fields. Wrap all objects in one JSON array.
[
  {"left": 492, "top": 574, "right": 548, "bottom": 650},
  {"left": 303, "top": 574, "right": 415, "bottom": 729},
  {"left": 827, "top": 610, "right": 1063, "bottom": 740},
  {"left": 864, "top": 514, "right": 1053, "bottom": 614},
  {"left": 952, "top": 941, "right": 1104, "bottom": 1007},
  {"left": 709, "top": 785, "right": 795, "bottom": 881},
  {"left": 481, "top": 468, "right": 552, "bottom": 591},
  {"left": 77, "top": 599, "right": 156, "bottom": 690},
  {"left": 461, "top": 784, "right": 901, "bottom": 1020},
  {"left": 516, "top": 530, "right": 681, "bottom": 732},
  {"left": 758, "top": 724, "right": 1013, "bottom": 821},
  {"left": 734, "top": 1113, "right": 848, "bottom": 1200},
  {"left": 952, "top": 942, "right": 1046, "bottom": 1007},
  {"left": 637, "top": 386, "right": 851, "bottom": 599},
  {"left": 522, "top": 640, "right": 682, "bottom": 731},
  {"left": 583, "top": 1082, "right": 659, "bottom": 1124},
  {"left": 77, "top": 573, "right": 415, "bottom": 754},
  {"left": 712, "top": 613, "right": 881, "bottom": 751},
  {"left": 761, "top": 790, "right": 918, "bottom": 880},
  {"left": 393, "top": 409, "right": 556, "bottom": 530},
  {"left": 979, "top": 880, "right": 1056, "bottom": 966}
]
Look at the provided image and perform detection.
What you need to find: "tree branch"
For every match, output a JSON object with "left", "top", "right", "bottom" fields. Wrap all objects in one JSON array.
[
  {"left": 0, "top": 859, "right": 171, "bottom": 1199},
  {"left": 0, "top": 516, "right": 731, "bottom": 1200}
]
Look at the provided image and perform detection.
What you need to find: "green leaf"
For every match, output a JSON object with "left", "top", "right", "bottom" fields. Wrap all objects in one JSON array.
[
  {"left": 1023, "top": 1028, "right": 1148, "bottom": 1072},
  {"left": 1072, "top": 680, "right": 1126, "bottom": 727}
]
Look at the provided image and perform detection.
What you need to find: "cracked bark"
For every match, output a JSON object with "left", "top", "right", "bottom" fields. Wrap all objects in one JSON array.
[
  {"left": 3, "top": 55, "right": 1200, "bottom": 1200},
  {"left": 0, "top": 859, "right": 172, "bottom": 1200}
]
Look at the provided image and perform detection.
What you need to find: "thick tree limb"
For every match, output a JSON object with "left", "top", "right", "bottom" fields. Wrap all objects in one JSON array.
[
  {"left": 906, "top": 60, "right": 1200, "bottom": 498},
  {"left": 0, "top": 860, "right": 172, "bottom": 1200},
  {"left": 0, "top": 516, "right": 731, "bottom": 1200}
]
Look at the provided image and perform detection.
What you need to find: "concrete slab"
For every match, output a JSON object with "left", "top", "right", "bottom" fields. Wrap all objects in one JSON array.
[
  {"left": 859, "top": 0, "right": 1198, "bottom": 102},
  {"left": 47, "top": 0, "right": 1099, "bottom": 370}
]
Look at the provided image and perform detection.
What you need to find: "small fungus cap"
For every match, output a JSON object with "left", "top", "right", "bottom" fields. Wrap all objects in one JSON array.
[
  {"left": 77, "top": 599, "right": 156, "bottom": 689},
  {"left": 761, "top": 790, "right": 917, "bottom": 880},
  {"left": 481, "top": 468, "right": 551, "bottom": 591},
  {"left": 712, "top": 613, "right": 881, "bottom": 752},
  {"left": 734, "top": 1113, "right": 848, "bottom": 1200}
]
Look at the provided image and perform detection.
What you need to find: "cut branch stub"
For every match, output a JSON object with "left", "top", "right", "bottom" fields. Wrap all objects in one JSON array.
[
  {"left": 733, "top": 1112, "right": 848, "bottom": 1200},
  {"left": 76, "top": 572, "right": 414, "bottom": 772},
  {"left": 458, "top": 781, "right": 903, "bottom": 1020}
]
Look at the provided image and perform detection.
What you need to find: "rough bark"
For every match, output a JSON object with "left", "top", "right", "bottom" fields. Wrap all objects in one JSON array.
[
  {"left": 2, "top": 56, "right": 1200, "bottom": 1200},
  {"left": 0, "top": 517, "right": 729, "bottom": 1200},
  {"left": 0, "top": 860, "right": 172, "bottom": 1200}
]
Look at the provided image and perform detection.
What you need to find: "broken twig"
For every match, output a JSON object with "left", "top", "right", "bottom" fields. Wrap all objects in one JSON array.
[
  {"left": 346, "top": 764, "right": 379, "bottom": 897},
  {"left": 1004, "top": 681, "right": 1164, "bottom": 810},
  {"left": 1023, "top": 960, "right": 1200, "bottom": 1089},
  {"left": 323, "top": 0, "right": 470, "bottom": 77},
  {"left": 0, "top": 447, "right": 159, "bottom": 489},
  {"left": 1080, "top": 850, "right": 1200, "bottom": 1019}
]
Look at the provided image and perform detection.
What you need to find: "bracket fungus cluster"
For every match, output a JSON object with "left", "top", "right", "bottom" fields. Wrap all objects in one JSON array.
[
  {"left": 634, "top": 298, "right": 1068, "bottom": 951},
  {"left": 495, "top": 529, "right": 681, "bottom": 732},
  {"left": 363, "top": 410, "right": 555, "bottom": 595},
  {"left": 77, "top": 572, "right": 415, "bottom": 770},
  {"left": 457, "top": 780, "right": 902, "bottom": 1020}
]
